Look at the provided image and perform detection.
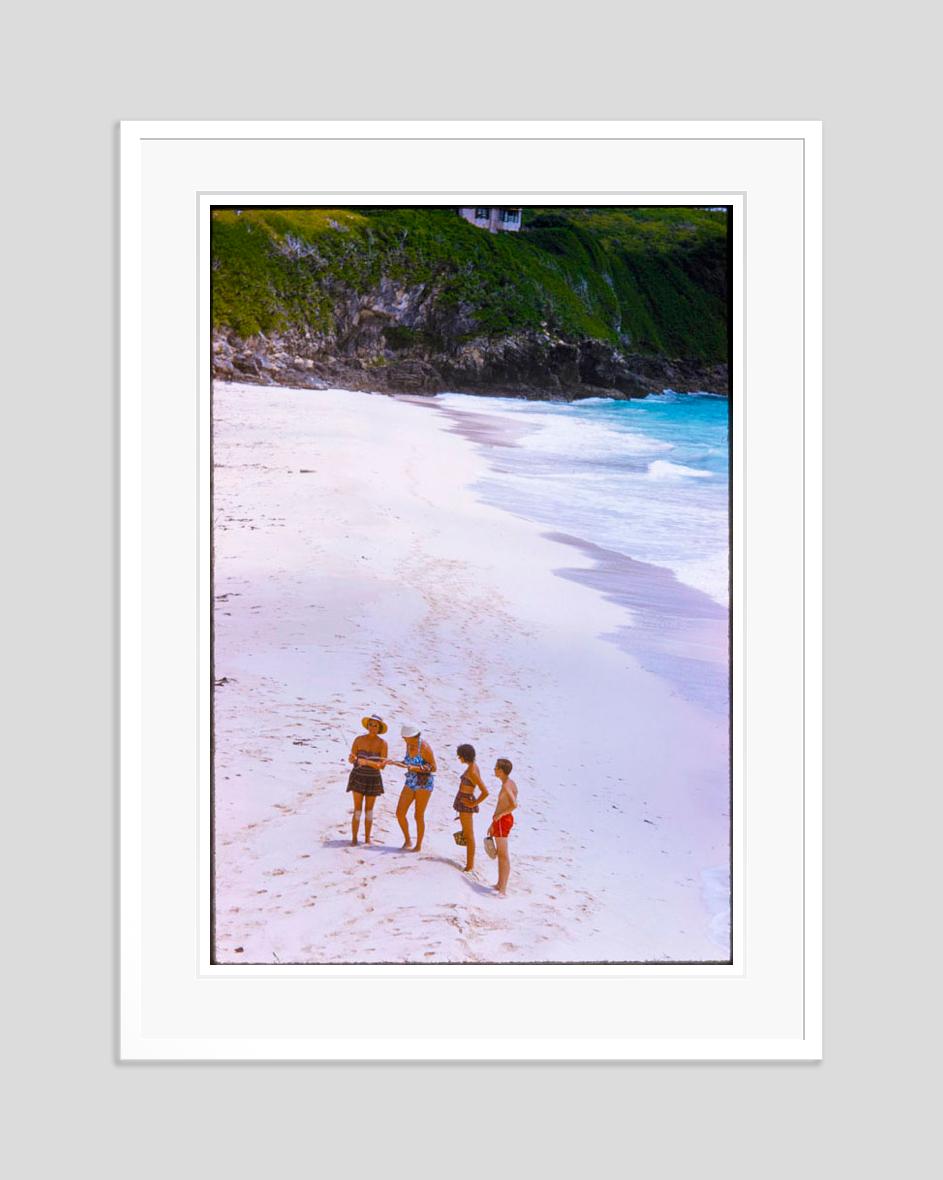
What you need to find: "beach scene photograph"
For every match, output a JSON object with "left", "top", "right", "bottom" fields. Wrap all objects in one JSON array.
[{"left": 210, "top": 204, "right": 731, "bottom": 964}]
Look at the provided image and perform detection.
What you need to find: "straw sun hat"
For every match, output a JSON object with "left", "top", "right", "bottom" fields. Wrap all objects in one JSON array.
[{"left": 361, "top": 714, "right": 388, "bottom": 735}]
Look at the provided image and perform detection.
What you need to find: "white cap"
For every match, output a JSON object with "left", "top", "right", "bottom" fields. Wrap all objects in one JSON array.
[{"left": 400, "top": 722, "right": 420, "bottom": 738}]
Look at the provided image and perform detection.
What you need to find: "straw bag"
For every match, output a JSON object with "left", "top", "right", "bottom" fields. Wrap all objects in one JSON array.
[
  {"left": 484, "top": 835, "right": 497, "bottom": 860},
  {"left": 452, "top": 829, "right": 467, "bottom": 847}
]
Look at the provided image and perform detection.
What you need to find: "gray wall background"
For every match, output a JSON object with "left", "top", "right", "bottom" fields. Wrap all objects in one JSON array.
[{"left": 6, "top": 2, "right": 936, "bottom": 1175}]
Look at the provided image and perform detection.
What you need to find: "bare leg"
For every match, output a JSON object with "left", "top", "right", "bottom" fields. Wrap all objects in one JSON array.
[
  {"left": 460, "top": 812, "right": 475, "bottom": 871},
  {"left": 351, "top": 792, "right": 364, "bottom": 845},
  {"left": 495, "top": 837, "right": 510, "bottom": 894},
  {"left": 364, "top": 800, "right": 376, "bottom": 844},
  {"left": 413, "top": 790, "right": 431, "bottom": 851},
  {"left": 396, "top": 788, "right": 415, "bottom": 848}
]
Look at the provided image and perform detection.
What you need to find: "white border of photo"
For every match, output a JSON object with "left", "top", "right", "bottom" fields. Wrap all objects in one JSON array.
[{"left": 120, "top": 120, "right": 821, "bottom": 1060}]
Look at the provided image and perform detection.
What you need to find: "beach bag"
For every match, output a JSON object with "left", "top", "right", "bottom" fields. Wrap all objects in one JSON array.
[
  {"left": 484, "top": 835, "right": 497, "bottom": 860},
  {"left": 452, "top": 829, "right": 467, "bottom": 847}
]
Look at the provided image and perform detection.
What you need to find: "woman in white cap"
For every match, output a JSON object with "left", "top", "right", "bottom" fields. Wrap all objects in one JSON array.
[
  {"left": 346, "top": 714, "right": 388, "bottom": 845},
  {"left": 390, "top": 723, "right": 437, "bottom": 852}
]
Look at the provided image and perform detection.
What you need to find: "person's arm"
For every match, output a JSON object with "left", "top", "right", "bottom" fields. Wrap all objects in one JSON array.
[
  {"left": 470, "top": 764, "right": 489, "bottom": 806},
  {"left": 489, "top": 785, "right": 510, "bottom": 832},
  {"left": 419, "top": 742, "right": 437, "bottom": 773},
  {"left": 348, "top": 738, "right": 362, "bottom": 766}
]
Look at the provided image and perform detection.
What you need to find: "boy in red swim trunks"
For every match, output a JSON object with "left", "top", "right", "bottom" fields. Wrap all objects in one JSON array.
[{"left": 488, "top": 758, "right": 518, "bottom": 895}]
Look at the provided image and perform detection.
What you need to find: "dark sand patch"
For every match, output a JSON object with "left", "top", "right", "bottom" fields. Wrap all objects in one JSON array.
[
  {"left": 396, "top": 394, "right": 538, "bottom": 449},
  {"left": 547, "top": 532, "right": 729, "bottom": 716}
]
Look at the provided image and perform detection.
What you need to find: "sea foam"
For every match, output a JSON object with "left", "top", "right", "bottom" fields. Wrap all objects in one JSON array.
[
  {"left": 436, "top": 391, "right": 730, "bottom": 606},
  {"left": 647, "top": 459, "right": 714, "bottom": 480}
]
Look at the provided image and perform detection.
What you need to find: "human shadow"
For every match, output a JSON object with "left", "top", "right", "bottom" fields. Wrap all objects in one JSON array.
[
  {"left": 321, "top": 839, "right": 409, "bottom": 855},
  {"left": 422, "top": 854, "right": 497, "bottom": 896}
]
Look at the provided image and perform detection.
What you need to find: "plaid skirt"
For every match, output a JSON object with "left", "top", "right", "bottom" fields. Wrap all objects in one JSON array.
[
  {"left": 347, "top": 765, "right": 384, "bottom": 797},
  {"left": 453, "top": 790, "right": 479, "bottom": 814}
]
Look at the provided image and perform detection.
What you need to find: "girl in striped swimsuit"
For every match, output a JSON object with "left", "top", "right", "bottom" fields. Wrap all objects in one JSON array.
[{"left": 453, "top": 743, "right": 489, "bottom": 873}]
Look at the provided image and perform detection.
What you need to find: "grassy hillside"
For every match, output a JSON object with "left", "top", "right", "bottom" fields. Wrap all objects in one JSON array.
[{"left": 211, "top": 205, "right": 728, "bottom": 362}]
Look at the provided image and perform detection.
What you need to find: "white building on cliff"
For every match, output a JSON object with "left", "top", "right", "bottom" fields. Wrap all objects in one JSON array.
[{"left": 457, "top": 206, "right": 522, "bottom": 233}]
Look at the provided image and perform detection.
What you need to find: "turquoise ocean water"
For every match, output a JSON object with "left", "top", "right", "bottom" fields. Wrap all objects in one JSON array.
[{"left": 436, "top": 391, "right": 730, "bottom": 606}]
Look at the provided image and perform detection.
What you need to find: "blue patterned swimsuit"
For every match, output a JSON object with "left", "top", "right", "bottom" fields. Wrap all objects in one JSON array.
[{"left": 403, "top": 740, "right": 435, "bottom": 791}]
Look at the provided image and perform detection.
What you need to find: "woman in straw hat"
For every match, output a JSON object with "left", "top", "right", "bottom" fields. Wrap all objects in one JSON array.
[
  {"left": 389, "top": 723, "right": 437, "bottom": 852},
  {"left": 346, "top": 714, "right": 388, "bottom": 845}
]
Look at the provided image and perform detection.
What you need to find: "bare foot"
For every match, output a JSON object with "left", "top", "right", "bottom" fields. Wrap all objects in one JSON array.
[
  {"left": 401, "top": 840, "right": 413, "bottom": 850},
  {"left": 350, "top": 838, "right": 359, "bottom": 846},
  {"left": 410, "top": 844, "right": 423, "bottom": 853}
]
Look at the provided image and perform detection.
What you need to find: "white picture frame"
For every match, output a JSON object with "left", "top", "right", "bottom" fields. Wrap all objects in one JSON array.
[{"left": 120, "top": 120, "right": 821, "bottom": 1060}]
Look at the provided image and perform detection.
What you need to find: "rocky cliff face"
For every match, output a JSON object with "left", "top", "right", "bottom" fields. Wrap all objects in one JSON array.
[{"left": 213, "top": 318, "right": 728, "bottom": 400}]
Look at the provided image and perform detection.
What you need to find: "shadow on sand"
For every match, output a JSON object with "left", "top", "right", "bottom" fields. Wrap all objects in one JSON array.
[
  {"left": 320, "top": 842, "right": 498, "bottom": 893},
  {"left": 422, "top": 854, "right": 497, "bottom": 896},
  {"left": 321, "top": 839, "right": 410, "bottom": 855}
]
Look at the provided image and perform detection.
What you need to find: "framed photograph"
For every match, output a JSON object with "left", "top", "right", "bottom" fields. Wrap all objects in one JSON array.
[{"left": 121, "top": 120, "right": 821, "bottom": 1059}]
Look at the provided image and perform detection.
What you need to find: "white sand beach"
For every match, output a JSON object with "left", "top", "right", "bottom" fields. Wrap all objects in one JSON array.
[{"left": 212, "top": 381, "right": 730, "bottom": 963}]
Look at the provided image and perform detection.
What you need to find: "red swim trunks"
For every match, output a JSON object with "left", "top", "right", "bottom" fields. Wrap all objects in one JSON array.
[{"left": 491, "top": 814, "right": 514, "bottom": 838}]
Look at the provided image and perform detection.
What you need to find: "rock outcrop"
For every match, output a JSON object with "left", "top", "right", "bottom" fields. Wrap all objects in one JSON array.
[{"left": 212, "top": 327, "right": 727, "bottom": 400}]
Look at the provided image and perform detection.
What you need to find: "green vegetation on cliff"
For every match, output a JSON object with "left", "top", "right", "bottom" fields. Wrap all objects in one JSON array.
[{"left": 211, "top": 206, "right": 728, "bottom": 362}]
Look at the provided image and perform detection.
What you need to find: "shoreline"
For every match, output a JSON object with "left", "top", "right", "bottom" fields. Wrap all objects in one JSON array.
[
  {"left": 548, "top": 532, "right": 730, "bottom": 717},
  {"left": 417, "top": 394, "right": 730, "bottom": 715},
  {"left": 212, "top": 381, "right": 731, "bottom": 964}
]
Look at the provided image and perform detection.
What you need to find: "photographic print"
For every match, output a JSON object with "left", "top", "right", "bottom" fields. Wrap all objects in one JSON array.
[{"left": 210, "top": 203, "right": 731, "bottom": 965}]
